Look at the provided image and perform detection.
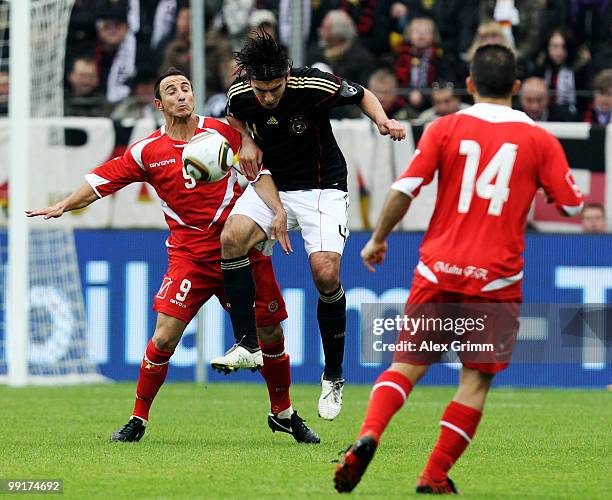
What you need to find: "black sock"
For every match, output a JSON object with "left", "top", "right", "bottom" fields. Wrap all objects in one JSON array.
[
  {"left": 221, "top": 255, "right": 259, "bottom": 350},
  {"left": 317, "top": 284, "right": 346, "bottom": 380}
]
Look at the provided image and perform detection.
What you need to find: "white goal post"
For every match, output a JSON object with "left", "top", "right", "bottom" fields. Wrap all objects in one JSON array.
[{"left": 1, "top": 0, "right": 104, "bottom": 385}]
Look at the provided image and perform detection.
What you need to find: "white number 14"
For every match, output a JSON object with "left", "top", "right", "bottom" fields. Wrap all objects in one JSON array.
[{"left": 458, "top": 140, "right": 518, "bottom": 216}]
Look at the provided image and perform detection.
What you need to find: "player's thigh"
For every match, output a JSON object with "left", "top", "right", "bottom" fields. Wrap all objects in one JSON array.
[
  {"left": 284, "top": 189, "right": 349, "bottom": 256},
  {"left": 461, "top": 298, "right": 520, "bottom": 375},
  {"left": 249, "top": 249, "right": 288, "bottom": 327},
  {"left": 225, "top": 184, "right": 280, "bottom": 249},
  {"left": 153, "top": 257, "right": 217, "bottom": 330}
]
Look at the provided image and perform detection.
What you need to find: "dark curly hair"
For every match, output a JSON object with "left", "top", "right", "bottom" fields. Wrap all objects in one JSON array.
[{"left": 234, "top": 30, "right": 291, "bottom": 81}]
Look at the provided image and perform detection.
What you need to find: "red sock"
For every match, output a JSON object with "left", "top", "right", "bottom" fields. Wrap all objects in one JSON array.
[
  {"left": 359, "top": 370, "right": 413, "bottom": 442},
  {"left": 132, "top": 340, "right": 174, "bottom": 421},
  {"left": 259, "top": 337, "right": 292, "bottom": 414},
  {"left": 424, "top": 401, "right": 482, "bottom": 481}
]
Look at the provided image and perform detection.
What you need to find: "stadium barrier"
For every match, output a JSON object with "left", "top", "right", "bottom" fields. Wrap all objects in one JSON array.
[
  {"left": 0, "top": 118, "right": 610, "bottom": 231},
  {"left": 2, "top": 230, "right": 606, "bottom": 387}
]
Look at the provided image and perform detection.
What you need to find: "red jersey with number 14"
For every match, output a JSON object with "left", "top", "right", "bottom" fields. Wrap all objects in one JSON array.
[
  {"left": 392, "top": 103, "right": 584, "bottom": 299},
  {"left": 85, "top": 115, "right": 241, "bottom": 261}
]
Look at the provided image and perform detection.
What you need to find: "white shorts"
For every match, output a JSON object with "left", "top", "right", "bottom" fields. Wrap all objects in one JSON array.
[{"left": 230, "top": 185, "right": 350, "bottom": 256}]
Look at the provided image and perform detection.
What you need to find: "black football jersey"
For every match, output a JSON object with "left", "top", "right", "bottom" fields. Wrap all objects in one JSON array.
[{"left": 226, "top": 67, "right": 364, "bottom": 191}]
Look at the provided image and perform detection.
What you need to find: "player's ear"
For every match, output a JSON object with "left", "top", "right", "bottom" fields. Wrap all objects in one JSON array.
[
  {"left": 466, "top": 76, "right": 476, "bottom": 96},
  {"left": 511, "top": 79, "right": 521, "bottom": 96},
  {"left": 154, "top": 98, "right": 163, "bottom": 111}
]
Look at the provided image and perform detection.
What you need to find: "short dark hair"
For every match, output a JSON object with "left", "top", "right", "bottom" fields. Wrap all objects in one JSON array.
[
  {"left": 470, "top": 44, "right": 517, "bottom": 98},
  {"left": 154, "top": 66, "right": 189, "bottom": 100},
  {"left": 234, "top": 30, "right": 290, "bottom": 81},
  {"left": 583, "top": 203, "right": 605, "bottom": 213}
]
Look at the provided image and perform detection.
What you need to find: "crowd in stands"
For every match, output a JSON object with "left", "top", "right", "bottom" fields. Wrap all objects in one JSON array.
[{"left": 52, "top": 0, "right": 611, "bottom": 127}]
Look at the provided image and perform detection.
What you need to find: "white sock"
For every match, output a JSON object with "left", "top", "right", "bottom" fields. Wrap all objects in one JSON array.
[{"left": 277, "top": 406, "right": 293, "bottom": 419}]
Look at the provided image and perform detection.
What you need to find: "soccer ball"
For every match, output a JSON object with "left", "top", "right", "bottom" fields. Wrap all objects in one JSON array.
[{"left": 182, "top": 130, "right": 234, "bottom": 183}]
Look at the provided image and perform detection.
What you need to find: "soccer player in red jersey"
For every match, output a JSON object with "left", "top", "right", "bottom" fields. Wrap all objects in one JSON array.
[
  {"left": 334, "top": 45, "right": 584, "bottom": 493},
  {"left": 26, "top": 67, "right": 319, "bottom": 444}
]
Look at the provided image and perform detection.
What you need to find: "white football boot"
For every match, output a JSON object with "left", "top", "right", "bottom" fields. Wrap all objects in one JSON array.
[
  {"left": 210, "top": 344, "right": 263, "bottom": 374},
  {"left": 318, "top": 374, "right": 345, "bottom": 420}
]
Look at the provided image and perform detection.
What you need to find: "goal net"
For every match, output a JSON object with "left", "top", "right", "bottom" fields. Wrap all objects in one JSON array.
[{"left": 0, "top": 0, "right": 105, "bottom": 384}]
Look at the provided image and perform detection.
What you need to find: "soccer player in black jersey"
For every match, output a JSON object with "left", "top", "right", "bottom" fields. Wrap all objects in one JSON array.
[{"left": 213, "top": 31, "right": 406, "bottom": 421}]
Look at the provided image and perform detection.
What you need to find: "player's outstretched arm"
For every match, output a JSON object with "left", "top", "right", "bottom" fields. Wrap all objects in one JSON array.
[
  {"left": 252, "top": 174, "right": 293, "bottom": 255},
  {"left": 359, "top": 88, "right": 406, "bottom": 142},
  {"left": 227, "top": 115, "right": 263, "bottom": 180},
  {"left": 25, "top": 182, "right": 98, "bottom": 219},
  {"left": 361, "top": 190, "right": 412, "bottom": 272}
]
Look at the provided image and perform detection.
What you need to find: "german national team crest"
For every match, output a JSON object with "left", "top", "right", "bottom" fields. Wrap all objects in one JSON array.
[{"left": 289, "top": 115, "right": 308, "bottom": 135}]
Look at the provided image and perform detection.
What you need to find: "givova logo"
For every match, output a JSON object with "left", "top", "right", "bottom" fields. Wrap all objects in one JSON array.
[{"left": 149, "top": 158, "right": 176, "bottom": 168}]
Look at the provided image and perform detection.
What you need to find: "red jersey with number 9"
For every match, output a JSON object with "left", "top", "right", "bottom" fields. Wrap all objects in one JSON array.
[
  {"left": 85, "top": 115, "right": 242, "bottom": 261},
  {"left": 392, "top": 103, "right": 584, "bottom": 299}
]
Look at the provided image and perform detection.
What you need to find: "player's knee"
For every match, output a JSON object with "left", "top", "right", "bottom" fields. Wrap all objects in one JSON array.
[
  {"left": 313, "top": 268, "right": 340, "bottom": 293},
  {"left": 152, "top": 327, "right": 181, "bottom": 351},
  {"left": 257, "top": 323, "right": 284, "bottom": 345},
  {"left": 221, "top": 218, "right": 250, "bottom": 257}
]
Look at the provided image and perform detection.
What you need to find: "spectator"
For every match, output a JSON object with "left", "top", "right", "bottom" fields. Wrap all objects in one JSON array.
[
  {"left": 518, "top": 77, "right": 578, "bottom": 121},
  {"left": 479, "top": 0, "right": 567, "bottom": 64},
  {"left": 567, "top": 0, "right": 612, "bottom": 52},
  {"left": 95, "top": 7, "right": 140, "bottom": 103},
  {"left": 367, "top": 68, "right": 414, "bottom": 120},
  {"left": 534, "top": 29, "right": 590, "bottom": 115},
  {"left": 210, "top": 0, "right": 256, "bottom": 50},
  {"left": 581, "top": 203, "right": 607, "bottom": 233},
  {"left": 0, "top": 68, "right": 8, "bottom": 116},
  {"left": 110, "top": 68, "right": 162, "bottom": 123},
  {"left": 394, "top": 16, "right": 457, "bottom": 114},
  {"left": 413, "top": 81, "right": 469, "bottom": 125},
  {"left": 66, "top": 0, "right": 99, "bottom": 61},
  {"left": 463, "top": 20, "right": 511, "bottom": 63},
  {"left": 64, "top": 56, "right": 111, "bottom": 117},
  {"left": 419, "top": 0, "right": 480, "bottom": 58},
  {"left": 307, "top": 9, "right": 377, "bottom": 88},
  {"left": 156, "top": 5, "right": 190, "bottom": 57},
  {"left": 204, "top": 57, "right": 239, "bottom": 118},
  {"left": 584, "top": 69, "right": 612, "bottom": 125},
  {"left": 340, "top": 0, "right": 395, "bottom": 54},
  {"left": 248, "top": 9, "right": 278, "bottom": 41}
]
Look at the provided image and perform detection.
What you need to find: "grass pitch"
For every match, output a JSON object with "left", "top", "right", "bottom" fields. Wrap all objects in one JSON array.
[{"left": 0, "top": 383, "right": 610, "bottom": 499}]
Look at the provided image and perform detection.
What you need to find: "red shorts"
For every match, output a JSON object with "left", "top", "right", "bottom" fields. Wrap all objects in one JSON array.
[
  {"left": 153, "top": 248, "right": 287, "bottom": 326},
  {"left": 393, "top": 282, "right": 521, "bottom": 374}
]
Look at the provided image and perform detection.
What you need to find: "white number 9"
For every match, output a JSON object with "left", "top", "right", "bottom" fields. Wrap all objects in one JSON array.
[{"left": 175, "top": 279, "right": 192, "bottom": 301}]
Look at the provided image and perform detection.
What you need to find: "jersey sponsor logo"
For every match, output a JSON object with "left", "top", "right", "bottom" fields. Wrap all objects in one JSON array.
[
  {"left": 433, "top": 261, "right": 488, "bottom": 281},
  {"left": 268, "top": 300, "right": 279, "bottom": 313},
  {"left": 156, "top": 277, "right": 173, "bottom": 299},
  {"left": 149, "top": 158, "right": 176, "bottom": 168},
  {"left": 289, "top": 114, "right": 308, "bottom": 135},
  {"left": 267, "top": 116, "right": 279, "bottom": 125}
]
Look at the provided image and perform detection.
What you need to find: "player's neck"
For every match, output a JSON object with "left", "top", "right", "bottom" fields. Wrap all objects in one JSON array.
[
  {"left": 164, "top": 114, "right": 199, "bottom": 141},
  {"left": 474, "top": 96, "right": 513, "bottom": 107}
]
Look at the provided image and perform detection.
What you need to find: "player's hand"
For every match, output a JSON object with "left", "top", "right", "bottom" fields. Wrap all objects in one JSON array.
[
  {"left": 378, "top": 119, "right": 406, "bottom": 141},
  {"left": 25, "top": 204, "right": 65, "bottom": 219},
  {"left": 361, "top": 238, "right": 388, "bottom": 272},
  {"left": 270, "top": 209, "right": 292, "bottom": 255},
  {"left": 239, "top": 138, "right": 263, "bottom": 180}
]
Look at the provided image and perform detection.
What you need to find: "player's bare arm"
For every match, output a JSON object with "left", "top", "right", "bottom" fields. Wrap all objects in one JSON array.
[
  {"left": 227, "top": 115, "right": 262, "bottom": 179},
  {"left": 25, "top": 182, "right": 98, "bottom": 219},
  {"left": 359, "top": 88, "right": 407, "bottom": 141},
  {"left": 361, "top": 190, "right": 412, "bottom": 272},
  {"left": 252, "top": 174, "right": 293, "bottom": 255}
]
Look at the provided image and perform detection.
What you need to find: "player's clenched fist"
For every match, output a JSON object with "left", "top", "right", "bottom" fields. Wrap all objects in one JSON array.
[
  {"left": 360, "top": 238, "right": 388, "bottom": 272},
  {"left": 239, "top": 137, "right": 263, "bottom": 180},
  {"left": 377, "top": 119, "right": 406, "bottom": 141}
]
